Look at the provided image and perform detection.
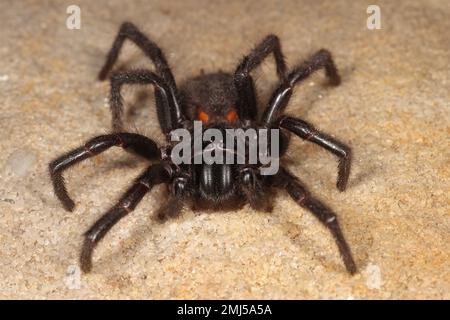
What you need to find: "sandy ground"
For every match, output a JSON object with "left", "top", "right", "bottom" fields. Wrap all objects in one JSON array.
[{"left": 0, "top": 0, "right": 448, "bottom": 299}]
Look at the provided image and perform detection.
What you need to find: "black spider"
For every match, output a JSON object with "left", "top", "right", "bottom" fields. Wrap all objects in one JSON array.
[{"left": 49, "top": 22, "right": 356, "bottom": 274}]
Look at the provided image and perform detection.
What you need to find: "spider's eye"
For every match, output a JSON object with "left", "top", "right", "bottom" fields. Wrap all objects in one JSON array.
[
  {"left": 198, "top": 111, "right": 209, "bottom": 123},
  {"left": 226, "top": 110, "right": 238, "bottom": 122}
]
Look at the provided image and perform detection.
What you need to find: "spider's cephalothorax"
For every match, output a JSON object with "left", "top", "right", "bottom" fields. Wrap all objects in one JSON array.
[{"left": 49, "top": 22, "right": 357, "bottom": 274}]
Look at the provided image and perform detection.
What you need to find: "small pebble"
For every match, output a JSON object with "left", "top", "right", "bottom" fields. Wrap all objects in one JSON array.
[{"left": 5, "top": 148, "right": 36, "bottom": 177}]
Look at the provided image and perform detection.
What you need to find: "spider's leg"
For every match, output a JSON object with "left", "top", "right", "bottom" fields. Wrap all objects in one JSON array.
[
  {"left": 261, "top": 49, "right": 341, "bottom": 125},
  {"left": 98, "top": 21, "right": 176, "bottom": 88},
  {"left": 275, "top": 168, "right": 356, "bottom": 274},
  {"left": 110, "top": 69, "right": 183, "bottom": 134},
  {"left": 234, "top": 35, "right": 287, "bottom": 121},
  {"left": 279, "top": 116, "right": 351, "bottom": 191},
  {"left": 80, "top": 164, "right": 170, "bottom": 272},
  {"left": 49, "top": 133, "right": 160, "bottom": 211}
]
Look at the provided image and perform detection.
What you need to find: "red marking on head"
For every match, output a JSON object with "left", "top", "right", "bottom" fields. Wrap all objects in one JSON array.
[
  {"left": 226, "top": 110, "right": 238, "bottom": 122},
  {"left": 198, "top": 110, "right": 209, "bottom": 123}
]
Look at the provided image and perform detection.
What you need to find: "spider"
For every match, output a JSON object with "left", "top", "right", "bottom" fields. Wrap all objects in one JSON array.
[{"left": 49, "top": 22, "right": 356, "bottom": 274}]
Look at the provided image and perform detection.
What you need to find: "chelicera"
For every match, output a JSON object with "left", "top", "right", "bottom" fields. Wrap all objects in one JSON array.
[{"left": 49, "top": 22, "right": 356, "bottom": 274}]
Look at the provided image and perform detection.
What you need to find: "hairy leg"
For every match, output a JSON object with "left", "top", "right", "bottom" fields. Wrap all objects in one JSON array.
[
  {"left": 98, "top": 21, "right": 176, "bottom": 88},
  {"left": 49, "top": 133, "right": 160, "bottom": 211},
  {"left": 261, "top": 49, "right": 341, "bottom": 125},
  {"left": 275, "top": 168, "right": 356, "bottom": 274},
  {"left": 234, "top": 35, "right": 287, "bottom": 121},
  {"left": 279, "top": 116, "right": 351, "bottom": 191},
  {"left": 155, "top": 195, "right": 184, "bottom": 222},
  {"left": 109, "top": 69, "right": 183, "bottom": 134},
  {"left": 80, "top": 164, "right": 170, "bottom": 272}
]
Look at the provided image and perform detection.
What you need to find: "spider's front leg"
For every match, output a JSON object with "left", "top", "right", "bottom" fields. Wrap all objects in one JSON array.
[
  {"left": 259, "top": 49, "right": 350, "bottom": 190},
  {"left": 109, "top": 69, "right": 183, "bottom": 134},
  {"left": 49, "top": 133, "right": 160, "bottom": 211},
  {"left": 275, "top": 168, "right": 357, "bottom": 274},
  {"left": 81, "top": 164, "right": 170, "bottom": 272},
  {"left": 98, "top": 21, "right": 176, "bottom": 88},
  {"left": 279, "top": 116, "right": 351, "bottom": 191},
  {"left": 234, "top": 34, "right": 287, "bottom": 121},
  {"left": 261, "top": 49, "right": 341, "bottom": 124}
]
